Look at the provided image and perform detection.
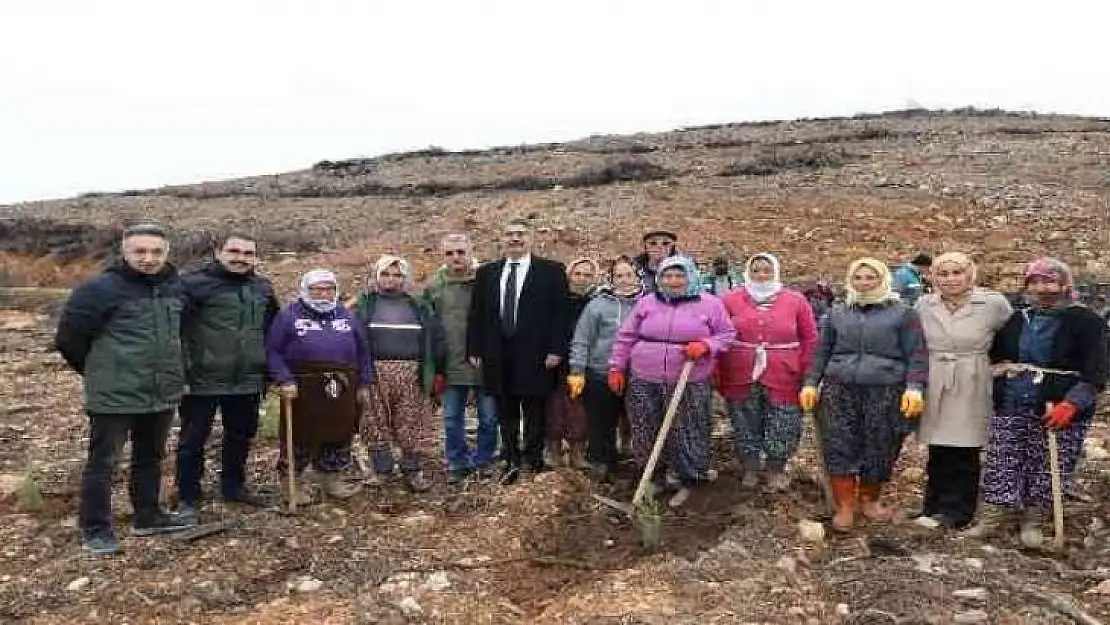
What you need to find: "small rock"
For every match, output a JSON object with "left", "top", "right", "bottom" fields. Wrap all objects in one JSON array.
[
  {"left": 776, "top": 556, "right": 798, "bottom": 574},
  {"left": 604, "top": 539, "right": 615, "bottom": 548},
  {"left": 66, "top": 577, "right": 90, "bottom": 592},
  {"left": 979, "top": 545, "right": 1000, "bottom": 555},
  {"left": 962, "top": 557, "right": 984, "bottom": 570},
  {"left": 787, "top": 607, "right": 806, "bottom": 617},
  {"left": 797, "top": 520, "right": 825, "bottom": 544},
  {"left": 398, "top": 597, "right": 422, "bottom": 615},
  {"left": 295, "top": 577, "right": 323, "bottom": 593},
  {"left": 327, "top": 535, "right": 343, "bottom": 544},
  {"left": 402, "top": 513, "right": 434, "bottom": 527},
  {"left": 1086, "top": 579, "right": 1110, "bottom": 595},
  {"left": 953, "top": 588, "right": 989, "bottom": 602},
  {"left": 59, "top": 516, "right": 77, "bottom": 529},
  {"left": 1088, "top": 517, "right": 1105, "bottom": 533},
  {"left": 423, "top": 571, "right": 451, "bottom": 592},
  {"left": 835, "top": 603, "right": 850, "bottom": 616},
  {"left": 954, "top": 609, "right": 989, "bottom": 623}
]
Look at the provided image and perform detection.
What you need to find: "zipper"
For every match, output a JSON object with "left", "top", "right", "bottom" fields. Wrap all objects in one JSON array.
[
  {"left": 663, "top": 303, "right": 677, "bottom": 378},
  {"left": 233, "top": 285, "right": 248, "bottom": 385},
  {"left": 150, "top": 284, "right": 162, "bottom": 410}
]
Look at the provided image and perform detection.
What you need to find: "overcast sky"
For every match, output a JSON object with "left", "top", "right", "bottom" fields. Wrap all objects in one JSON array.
[{"left": 2, "top": 0, "right": 1108, "bottom": 204}]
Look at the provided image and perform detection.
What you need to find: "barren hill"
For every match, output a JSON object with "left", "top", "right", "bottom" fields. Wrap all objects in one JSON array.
[{"left": 3, "top": 107, "right": 1110, "bottom": 293}]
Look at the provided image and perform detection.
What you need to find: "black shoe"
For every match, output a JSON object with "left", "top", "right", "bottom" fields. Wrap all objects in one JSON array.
[
  {"left": 133, "top": 512, "right": 191, "bottom": 536},
  {"left": 223, "top": 486, "right": 268, "bottom": 507},
  {"left": 81, "top": 529, "right": 120, "bottom": 556},
  {"left": 499, "top": 466, "right": 521, "bottom": 486},
  {"left": 447, "top": 468, "right": 471, "bottom": 485}
]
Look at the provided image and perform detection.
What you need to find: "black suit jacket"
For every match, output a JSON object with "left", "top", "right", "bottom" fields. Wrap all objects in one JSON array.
[{"left": 467, "top": 256, "right": 570, "bottom": 396}]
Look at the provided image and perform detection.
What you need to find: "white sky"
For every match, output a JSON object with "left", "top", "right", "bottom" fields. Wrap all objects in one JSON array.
[{"left": 2, "top": 0, "right": 1109, "bottom": 204}]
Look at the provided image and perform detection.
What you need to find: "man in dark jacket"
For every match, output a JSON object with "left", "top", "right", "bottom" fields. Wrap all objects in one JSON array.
[
  {"left": 175, "top": 234, "right": 280, "bottom": 523},
  {"left": 55, "top": 224, "right": 191, "bottom": 555},
  {"left": 467, "top": 219, "right": 571, "bottom": 485}
]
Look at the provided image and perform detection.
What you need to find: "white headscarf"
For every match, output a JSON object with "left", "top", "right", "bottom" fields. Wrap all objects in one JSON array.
[
  {"left": 743, "top": 253, "right": 783, "bottom": 303},
  {"left": 371, "top": 254, "right": 412, "bottom": 292},
  {"left": 299, "top": 269, "right": 339, "bottom": 313}
]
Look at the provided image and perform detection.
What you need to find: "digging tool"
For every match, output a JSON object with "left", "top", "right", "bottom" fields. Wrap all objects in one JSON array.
[
  {"left": 594, "top": 360, "right": 694, "bottom": 517},
  {"left": 1046, "top": 401, "right": 1066, "bottom": 550},
  {"left": 806, "top": 405, "right": 835, "bottom": 518},
  {"left": 281, "top": 394, "right": 298, "bottom": 513}
]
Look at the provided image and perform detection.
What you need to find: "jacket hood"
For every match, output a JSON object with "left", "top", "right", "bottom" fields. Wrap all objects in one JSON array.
[{"left": 655, "top": 255, "right": 701, "bottom": 300}]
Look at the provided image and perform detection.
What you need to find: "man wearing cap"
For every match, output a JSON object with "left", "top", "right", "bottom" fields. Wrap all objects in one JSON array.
[{"left": 634, "top": 230, "right": 686, "bottom": 292}]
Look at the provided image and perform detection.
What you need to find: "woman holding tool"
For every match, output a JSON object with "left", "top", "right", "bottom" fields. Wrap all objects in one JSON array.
[
  {"left": 800, "top": 258, "right": 928, "bottom": 531},
  {"left": 971, "top": 258, "right": 1108, "bottom": 547}
]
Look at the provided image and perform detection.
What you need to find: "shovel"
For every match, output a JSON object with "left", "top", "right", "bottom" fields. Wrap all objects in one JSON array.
[
  {"left": 281, "top": 394, "right": 298, "bottom": 513},
  {"left": 594, "top": 360, "right": 695, "bottom": 517},
  {"left": 1046, "top": 401, "right": 1066, "bottom": 550}
]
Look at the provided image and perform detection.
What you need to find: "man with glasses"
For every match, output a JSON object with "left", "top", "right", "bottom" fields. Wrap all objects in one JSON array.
[
  {"left": 420, "top": 234, "right": 499, "bottom": 483},
  {"left": 467, "top": 219, "right": 571, "bottom": 485},
  {"left": 175, "top": 234, "right": 280, "bottom": 524},
  {"left": 634, "top": 229, "right": 685, "bottom": 292}
]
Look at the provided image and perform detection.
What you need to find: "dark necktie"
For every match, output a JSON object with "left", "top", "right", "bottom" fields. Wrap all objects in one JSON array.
[{"left": 502, "top": 261, "right": 519, "bottom": 335}]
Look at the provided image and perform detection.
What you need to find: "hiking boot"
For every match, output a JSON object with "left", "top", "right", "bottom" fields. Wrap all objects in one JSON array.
[
  {"left": 962, "top": 504, "right": 1015, "bottom": 539},
  {"left": 447, "top": 468, "right": 470, "bottom": 485},
  {"left": 830, "top": 476, "right": 858, "bottom": 532},
  {"left": 763, "top": 471, "right": 791, "bottom": 494},
  {"left": 1020, "top": 510, "right": 1044, "bottom": 549},
  {"left": 177, "top": 504, "right": 199, "bottom": 527},
  {"left": 133, "top": 512, "right": 191, "bottom": 536},
  {"left": 319, "top": 472, "right": 360, "bottom": 500},
  {"left": 81, "top": 530, "right": 120, "bottom": 556},
  {"left": 858, "top": 481, "right": 893, "bottom": 522},
  {"left": 406, "top": 472, "right": 432, "bottom": 493},
  {"left": 223, "top": 485, "right": 268, "bottom": 507}
]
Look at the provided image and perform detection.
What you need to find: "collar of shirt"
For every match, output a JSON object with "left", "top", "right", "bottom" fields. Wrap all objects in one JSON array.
[{"left": 502, "top": 254, "right": 531, "bottom": 275}]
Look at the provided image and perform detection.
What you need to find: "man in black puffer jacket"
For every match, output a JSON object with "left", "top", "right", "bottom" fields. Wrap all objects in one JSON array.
[
  {"left": 55, "top": 224, "right": 191, "bottom": 555},
  {"left": 176, "top": 234, "right": 280, "bottom": 523}
]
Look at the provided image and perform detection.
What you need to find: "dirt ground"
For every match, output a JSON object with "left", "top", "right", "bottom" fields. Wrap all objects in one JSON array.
[{"left": 3, "top": 294, "right": 1110, "bottom": 625}]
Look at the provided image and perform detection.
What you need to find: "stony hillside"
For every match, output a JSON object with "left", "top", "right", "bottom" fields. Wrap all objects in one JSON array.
[{"left": 3, "top": 107, "right": 1110, "bottom": 294}]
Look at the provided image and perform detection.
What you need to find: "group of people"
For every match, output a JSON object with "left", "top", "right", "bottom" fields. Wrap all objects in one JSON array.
[{"left": 55, "top": 221, "right": 1107, "bottom": 557}]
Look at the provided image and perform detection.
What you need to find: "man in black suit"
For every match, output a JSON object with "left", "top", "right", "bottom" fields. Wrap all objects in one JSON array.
[{"left": 467, "top": 219, "right": 571, "bottom": 485}]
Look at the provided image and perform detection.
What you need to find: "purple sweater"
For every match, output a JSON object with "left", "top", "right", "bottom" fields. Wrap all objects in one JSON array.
[
  {"left": 266, "top": 300, "right": 373, "bottom": 386},
  {"left": 609, "top": 293, "right": 736, "bottom": 384}
]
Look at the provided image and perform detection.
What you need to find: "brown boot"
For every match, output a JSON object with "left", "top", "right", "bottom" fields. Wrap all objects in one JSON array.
[
  {"left": 830, "top": 476, "right": 857, "bottom": 532},
  {"left": 858, "top": 481, "right": 892, "bottom": 522}
]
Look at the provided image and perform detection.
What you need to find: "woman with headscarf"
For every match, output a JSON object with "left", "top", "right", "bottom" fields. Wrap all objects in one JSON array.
[
  {"left": 545, "top": 257, "right": 600, "bottom": 468},
  {"left": 608, "top": 256, "right": 736, "bottom": 507},
  {"left": 267, "top": 269, "right": 373, "bottom": 504},
  {"left": 913, "top": 252, "right": 1012, "bottom": 530},
  {"left": 800, "top": 258, "right": 928, "bottom": 531},
  {"left": 718, "top": 253, "right": 819, "bottom": 492},
  {"left": 567, "top": 255, "right": 643, "bottom": 481},
  {"left": 353, "top": 255, "right": 447, "bottom": 492},
  {"left": 970, "top": 257, "right": 1107, "bottom": 547}
]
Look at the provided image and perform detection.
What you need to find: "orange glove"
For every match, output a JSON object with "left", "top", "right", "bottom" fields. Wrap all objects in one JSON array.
[
  {"left": 684, "top": 341, "right": 710, "bottom": 360},
  {"left": 1043, "top": 401, "right": 1079, "bottom": 430},
  {"left": 433, "top": 374, "right": 447, "bottom": 396},
  {"left": 799, "top": 386, "right": 818, "bottom": 412},
  {"left": 607, "top": 370, "right": 626, "bottom": 395}
]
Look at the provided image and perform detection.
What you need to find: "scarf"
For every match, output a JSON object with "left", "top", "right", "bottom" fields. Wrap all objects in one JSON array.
[
  {"left": 743, "top": 252, "right": 784, "bottom": 303},
  {"left": 654, "top": 255, "right": 701, "bottom": 302},
  {"left": 567, "top": 257, "right": 601, "bottom": 296},
  {"left": 845, "top": 257, "right": 897, "bottom": 307},
  {"left": 371, "top": 254, "right": 412, "bottom": 293},
  {"left": 933, "top": 251, "right": 977, "bottom": 307},
  {"left": 1024, "top": 257, "right": 1076, "bottom": 309},
  {"left": 299, "top": 269, "right": 339, "bottom": 314}
]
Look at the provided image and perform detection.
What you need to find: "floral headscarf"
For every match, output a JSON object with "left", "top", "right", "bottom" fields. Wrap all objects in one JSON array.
[
  {"left": 1024, "top": 257, "right": 1076, "bottom": 307},
  {"left": 654, "top": 255, "right": 701, "bottom": 302}
]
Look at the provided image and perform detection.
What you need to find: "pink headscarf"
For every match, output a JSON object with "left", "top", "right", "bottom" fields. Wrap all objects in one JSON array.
[{"left": 1024, "top": 257, "right": 1076, "bottom": 304}]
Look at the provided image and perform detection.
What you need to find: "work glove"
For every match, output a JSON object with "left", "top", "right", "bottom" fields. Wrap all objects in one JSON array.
[
  {"left": 900, "top": 389, "right": 925, "bottom": 419},
  {"left": 566, "top": 373, "right": 586, "bottom": 400},
  {"left": 684, "top": 341, "right": 710, "bottom": 360},
  {"left": 432, "top": 374, "right": 447, "bottom": 397},
  {"left": 1043, "top": 401, "right": 1079, "bottom": 430},
  {"left": 275, "top": 383, "right": 298, "bottom": 400},
  {"left": 607, "top": 370, "right": 626, "bottom": 395},
  {"left": 799, "top": 386, "right": 818, "bottom": 412}
]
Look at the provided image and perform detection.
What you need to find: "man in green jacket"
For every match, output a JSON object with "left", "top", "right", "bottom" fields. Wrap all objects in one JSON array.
[
  {"left": 421, "top": 234, "right": 499, "bottom": 484},
  {"left": 175, "top": 234, "right": 280, "bottom": 523},
  {"left": 55, "top": 224, "right": 192, "bottom": 555}
]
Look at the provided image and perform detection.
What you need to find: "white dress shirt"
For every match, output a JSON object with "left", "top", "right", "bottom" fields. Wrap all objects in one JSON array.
[{"left": 499, "top": 254, "right": 531, "bottom": 319}]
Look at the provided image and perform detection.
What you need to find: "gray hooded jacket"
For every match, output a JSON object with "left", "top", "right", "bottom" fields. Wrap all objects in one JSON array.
[{"left": 569, "top": 287, "right": 641, "bottom": 376}]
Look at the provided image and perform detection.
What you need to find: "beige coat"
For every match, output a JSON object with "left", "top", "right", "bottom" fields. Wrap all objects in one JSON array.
[{"left": 915, "top": 289, "right": 1013, "bottom": 447}]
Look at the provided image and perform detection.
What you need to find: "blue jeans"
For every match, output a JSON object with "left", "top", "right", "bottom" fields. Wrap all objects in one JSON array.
[{"left": 442, "top": 385, "right": 498, "bottom": 471}]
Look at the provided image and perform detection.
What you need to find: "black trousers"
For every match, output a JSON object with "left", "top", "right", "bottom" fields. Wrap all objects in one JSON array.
[
  {"left": 496, "top": 336, "right": 548, "bottom": 469},
  {"left": 176, "top": 393, "right": 261, "bottom": 506},
  {"left": 582, "top": 372, "right": 623, "bottom": 471},
  {"left": 922, "top": 444, "right": 981, "bottom": 528},
  {"left": 80, "top": 411, "right": 173, "bottom": 535}
]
